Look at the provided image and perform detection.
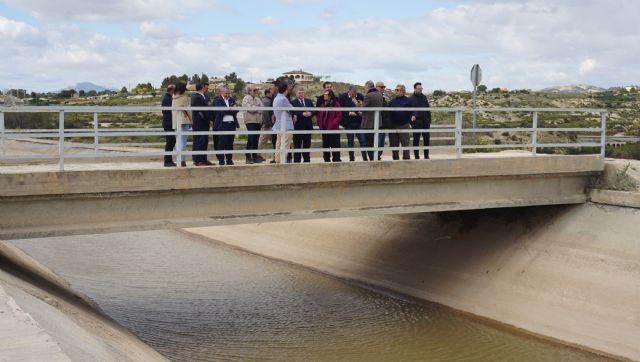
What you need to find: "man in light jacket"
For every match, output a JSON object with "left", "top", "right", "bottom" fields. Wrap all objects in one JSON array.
[{"left": 242, "top": 85, "right": 264, "bottom": 164}]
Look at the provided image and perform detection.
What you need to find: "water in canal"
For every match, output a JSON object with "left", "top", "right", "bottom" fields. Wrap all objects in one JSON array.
[{"left": 11, "top": 230, "right": 608, "bottom": 361}]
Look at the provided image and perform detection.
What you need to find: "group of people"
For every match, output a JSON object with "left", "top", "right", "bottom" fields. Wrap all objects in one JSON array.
[{"left": 161, "top": 78, "right": 432, "bottom": 167}]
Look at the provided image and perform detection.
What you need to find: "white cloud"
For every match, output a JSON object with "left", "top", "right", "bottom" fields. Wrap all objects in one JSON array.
[
  {"left": 3, "top": 0, "right": 640, "bottom": 92},
  {"left": 259, "top": 16, "right": 281, "bottom": 25},
  {"left": 4, "top": 0, "right": 214, "bottom": 22},
  {"left": 320, "top": 10, "right": 335, "bottom": 19},
  {"left": 579, "top": 59, "right": 597, "bottom": 75}
]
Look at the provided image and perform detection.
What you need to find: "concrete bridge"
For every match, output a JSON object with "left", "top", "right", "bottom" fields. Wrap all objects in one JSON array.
[{"left": 0, "top": 154, "right": 603, "bottom": 240}]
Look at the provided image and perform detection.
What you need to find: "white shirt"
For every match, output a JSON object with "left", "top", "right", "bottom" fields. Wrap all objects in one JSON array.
[{"left": 222, "top": 97, "right": 234, "bottom": 123}]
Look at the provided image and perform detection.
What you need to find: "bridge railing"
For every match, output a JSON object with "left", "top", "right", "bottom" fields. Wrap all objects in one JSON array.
[{"left": 0, "top": 106, "right": 607, "bottom": 170}]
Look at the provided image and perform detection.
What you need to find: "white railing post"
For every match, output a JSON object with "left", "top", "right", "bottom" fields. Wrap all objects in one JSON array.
[
  {"left": 455, "top": 110, "right": 462, "bottom": 158},
  {"left": 176, "top": 116, "right": 183, "bottom": 167},
  {"left": 0, "top": 111, "right": 5, "bottom": 156},
  {"left": 58, "top": 111, "right": 65, "bottom": 171},
  {"left": 531, "top": 111, "right": 538, "bottom": 156},
  {"left": 600, "top": 111, "right": 607, "bottom": 158},
  {"left": 373, "top": 110, "right": 380, "bottom": 161},
  {"left": 93, "top": 112, "right": 99, "bottom": 153}
]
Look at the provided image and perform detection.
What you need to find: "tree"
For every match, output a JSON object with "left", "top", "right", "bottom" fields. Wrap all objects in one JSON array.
[
  {"left": 120, "top": 86, "right": 128, "bottom": 94},
  {"left": 224, "top": 72, "right": 238, "bottom": 83},
  {"left": 88, "top": 90, "right": 97, "bottom": 97},
  {"left": 489, "top": 87, "right": 501, "bottom": 94},
  {"left": 477, "top": 84, "right": 487, "bottom": 93},
  {"left": 201, "top": 73, "right": 209, "bottom": 84},
  {"left": 233, "top": 79, "right": 246, "bottom": 98},
  {"left": 432, "top": 89, "right": 447, "bottom": 97},
  {"left": 191, "top": 73, "right": 202, "bottom": 85},
  {"left": 78, "top": 90, "right": 86, "bottom": 97}
]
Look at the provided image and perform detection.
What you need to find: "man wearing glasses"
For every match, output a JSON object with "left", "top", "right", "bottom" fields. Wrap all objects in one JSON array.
[{"left": 388, "top": 84, "right": 412, "bottom": 160}]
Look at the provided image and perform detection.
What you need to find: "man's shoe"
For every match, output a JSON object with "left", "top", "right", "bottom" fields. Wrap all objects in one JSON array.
[
  {"left": 227, "top": 160, "right": 234, "bottom": 165},
  {"left": 269, "top": 160, "right": 276, "bottom": 164},
  {"left": 246, "top": 155, "right": 254, "bottom": 164},
  {"left": 164, "top": 161, "right": 177, "bottom": 167},
  {"left": 252, "top": 156, "right": 264, "bottom": 163},
  {"left": 181, "top": 161, "right": 187, "bottom": 167}
]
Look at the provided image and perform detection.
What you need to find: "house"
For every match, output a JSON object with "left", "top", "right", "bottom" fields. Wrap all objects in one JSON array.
[{"left": 282, "top": 69, "right": 314, "bottom": 83}]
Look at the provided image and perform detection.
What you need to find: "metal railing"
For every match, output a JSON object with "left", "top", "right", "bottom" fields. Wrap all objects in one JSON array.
[{"left": 0, "top": 106, "right": 607, "bottom": 171}]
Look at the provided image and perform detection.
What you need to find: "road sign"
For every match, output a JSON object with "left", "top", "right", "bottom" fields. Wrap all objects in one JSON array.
[{"left": 470, "top": 64, "right": 482, "bottom": 87}]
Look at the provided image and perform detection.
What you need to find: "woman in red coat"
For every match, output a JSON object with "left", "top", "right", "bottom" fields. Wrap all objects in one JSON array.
[{"left": 317, "top": 89, "right": 342, "bottom": 162}]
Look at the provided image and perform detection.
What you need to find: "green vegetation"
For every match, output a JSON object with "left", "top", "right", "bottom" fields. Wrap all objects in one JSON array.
[{"left": 5, "top": 79, "right": 639, "bottom": 159}]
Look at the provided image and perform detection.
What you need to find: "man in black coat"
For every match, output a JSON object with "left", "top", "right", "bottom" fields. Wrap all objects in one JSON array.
[
  {"left": 291, "top": 87, "right": 314, "bottom": 163},
  {"left": 338, "top": 86, "right": 365, "bottom": 161},
  {"left": 191, "top": 82, "right": 213, "bottom": 166},
  {"left": 213, "top": 86, "right": 240, "bottom": 165},
  {"left": 409, "top": 82, "right": 432, "bottom": 159},
  {"left": 161, "top": 84, "right": 176, "bottom": 167}
]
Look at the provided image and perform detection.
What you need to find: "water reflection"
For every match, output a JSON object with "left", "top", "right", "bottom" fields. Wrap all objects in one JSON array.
[{"left": 12, "top": 230, "right": 607, "bottom": 361}]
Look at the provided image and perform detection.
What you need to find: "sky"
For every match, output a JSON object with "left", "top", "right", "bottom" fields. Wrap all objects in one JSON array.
[{"left": 1, "top": 0, "right": 639, "bottom": 92}]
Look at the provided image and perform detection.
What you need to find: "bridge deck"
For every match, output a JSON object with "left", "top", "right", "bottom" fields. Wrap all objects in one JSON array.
[{"left": 0, "top": 154, "right": 603, "bottom": 239}]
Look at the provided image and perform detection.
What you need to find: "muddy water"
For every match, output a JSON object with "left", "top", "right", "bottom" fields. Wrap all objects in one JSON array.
[{"left": 11, "top": 230, "right": 608, "bottom": 361}]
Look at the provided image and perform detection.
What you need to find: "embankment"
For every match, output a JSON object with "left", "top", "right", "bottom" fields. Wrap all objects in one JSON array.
[
  {"left": 0, "top": 241, "right": 168, "bottom": 361},
  {"left": 186, "top": 202, "right": 640, "bottom": 361}
]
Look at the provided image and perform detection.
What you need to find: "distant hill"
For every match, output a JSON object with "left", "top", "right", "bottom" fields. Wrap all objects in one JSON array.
[
  {"left": 62, "top": 82, "right": 114, "bottom": 93},
  {"left": 538, "top": 84, "right": 605, "bottom": 94}
]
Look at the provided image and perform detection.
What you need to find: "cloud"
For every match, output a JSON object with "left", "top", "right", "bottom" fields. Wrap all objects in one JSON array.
[
  {"left": 259, "top": 16, "right": 281, "bottom": 25},
  {"left": 320, "top": 10, "right": 335, "bottom": 19},
  {"left": 279, "top": 0, "right": 321, "bottom": 5},
  {"left": 579, "top": 59, "right": 597, "bottom": 75},
  {"left": 4, "top": 0, "right": 214, "bottom": 22},
  {"left": 3, "top": 0, "right": 640, "bottom": 92}
]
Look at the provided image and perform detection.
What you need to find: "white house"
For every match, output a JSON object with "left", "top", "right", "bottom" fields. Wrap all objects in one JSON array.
[{"left": 282, "top": 69, "right": 314, "bottom": 83}]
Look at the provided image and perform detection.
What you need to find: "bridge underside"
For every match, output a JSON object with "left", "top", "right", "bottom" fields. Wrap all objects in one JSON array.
[{"left": 0, "top": 155, "right": 602, "bottom": 240}]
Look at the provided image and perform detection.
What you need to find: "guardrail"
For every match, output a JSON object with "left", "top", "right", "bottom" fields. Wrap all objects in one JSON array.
[{"left": 0, "top": 106, "right": 607, "bottom": 171}]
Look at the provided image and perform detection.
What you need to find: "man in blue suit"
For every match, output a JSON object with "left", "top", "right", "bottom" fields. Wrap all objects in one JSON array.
[
  {"left": 191, "top": 82, "right": 213, "bottom": 166},
  {"left": 338, "top": 86, "right": 365, "bottom": 161},
  {"left": 213, "top": 86, "right": 240, "bottom": 165},
  {"left": 291, "top": 87, "right": 314, "bottom": 163}
]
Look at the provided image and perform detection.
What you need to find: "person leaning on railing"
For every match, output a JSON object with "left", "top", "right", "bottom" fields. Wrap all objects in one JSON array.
[
  {"left": 242, "top": 85, "right": 264, "bottom": 164},
  {"left": 162, "top": 84, "right": 176, "bottom": 167},
  {"left": 171, "top": 82, "right": 192, "bottom": 167}
]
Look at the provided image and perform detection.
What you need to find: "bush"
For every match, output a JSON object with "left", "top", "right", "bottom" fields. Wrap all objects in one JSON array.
[{"left": 606, "top": 143, "right": 640, "bottom": 160}]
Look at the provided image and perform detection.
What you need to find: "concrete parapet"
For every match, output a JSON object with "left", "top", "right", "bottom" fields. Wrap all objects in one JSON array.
[{"left": 0, "top": 155, "right": 603, "bottom": 239}]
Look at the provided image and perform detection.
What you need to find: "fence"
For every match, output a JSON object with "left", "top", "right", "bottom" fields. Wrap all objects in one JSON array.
[{"left": 0, "top": 106, "right": 607, "bottom": 171}]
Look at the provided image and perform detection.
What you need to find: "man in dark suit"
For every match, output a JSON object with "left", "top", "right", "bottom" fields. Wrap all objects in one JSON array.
[
  {"left": 191, "top": 82, "right": 213, "bottom": 166},
  {"left": 161, "top": 84, "right": 176, "bottom": 167},
  {"left": 291, "top": 87, "right": 314, "bottom": 163},
  {"left": 338, "top": 86, "right": 365, "bottom": 161},
  {"left": 213, "top": 86, "right": 240, "bottom": 165}
]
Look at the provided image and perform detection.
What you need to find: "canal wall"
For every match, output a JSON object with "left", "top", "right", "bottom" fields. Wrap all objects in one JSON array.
[
  {"left": 186, "top": 201, "right": 640, "bottom": 361},
  {"left": 0, "top": 241, "right": 168, "bottom": 362}
]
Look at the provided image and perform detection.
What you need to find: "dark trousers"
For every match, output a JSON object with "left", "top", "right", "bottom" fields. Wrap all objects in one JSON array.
[
  {"left": 293, "top": 131, "right": 311, "bottom": 163},
  {"left": 363, "top": 132, "right": 374, "bottom": 161},
  {"left": 163, "top": 125, "right": 176, "bottom": 164},
  {"left": 192, "top": 121, "right": 209, "bottom": 164},
  {"left": 216, "top": 122, "right": 236, "bottom": 165},
  {"left": 412, "top": 122, "right": 431, "bottom": 159},
  {"left": 345, "top": 122, "right": 366, "bottom": 161},
  {"left": 322, "top": 133, "right": 341, "bottom": 162},
  {"left": 389, "top": 124, "right": 411, "bottom": 160},
  {"left": 246, "top": 123, "right": 260, "bottom": 158}
]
